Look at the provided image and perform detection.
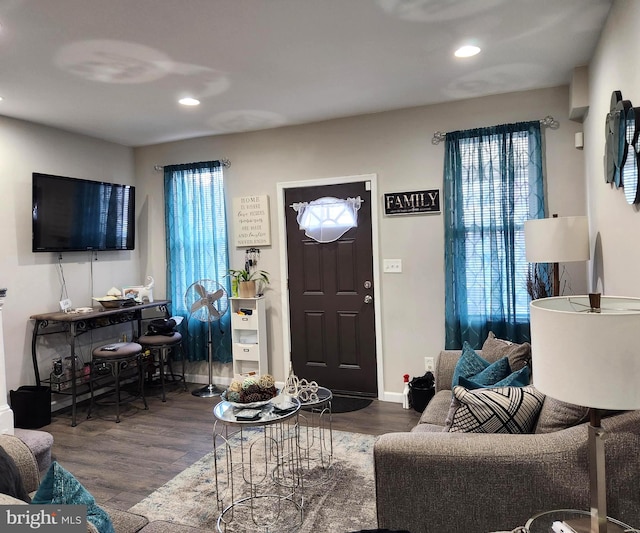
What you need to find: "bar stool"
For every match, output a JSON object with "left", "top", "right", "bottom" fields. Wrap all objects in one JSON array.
[
  {"left": 88, "top": 342, "right": 148, "bottom": 423},
  {"left": 137, "top": 332, "right": 186, "bottom": 402}
]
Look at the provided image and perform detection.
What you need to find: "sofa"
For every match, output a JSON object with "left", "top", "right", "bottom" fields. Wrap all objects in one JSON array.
[
  {"left": 0, "top": 433, "right": 214, "bottom": 533},
  {"left": 374, "top": 348, "right": 640, "bottom": 533}
]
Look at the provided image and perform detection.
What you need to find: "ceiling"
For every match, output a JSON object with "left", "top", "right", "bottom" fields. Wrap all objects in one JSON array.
[{"left": 0, "top": 0, "right": 612, "bottom": 147}]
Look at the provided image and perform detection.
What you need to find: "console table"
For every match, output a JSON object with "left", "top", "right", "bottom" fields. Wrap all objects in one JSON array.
[{"left": 30, "top": 300, "right": 170, "bottom": 426}]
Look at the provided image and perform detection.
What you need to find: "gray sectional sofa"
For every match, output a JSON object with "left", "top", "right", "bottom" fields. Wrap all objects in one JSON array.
[
  {"left": 374, "top": 349, "right": 640, "bottom": 533},
  {"left": 0, "top": 433, "right": 213, "bottom": 533}
]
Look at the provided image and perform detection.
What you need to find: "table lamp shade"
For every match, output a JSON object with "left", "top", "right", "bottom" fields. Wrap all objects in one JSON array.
[
  {"left": 530, "top": 296, "right": 640, "bottom": 410},
  {"left": 524, "top": 216, "right": 590, "bottom": 263}
]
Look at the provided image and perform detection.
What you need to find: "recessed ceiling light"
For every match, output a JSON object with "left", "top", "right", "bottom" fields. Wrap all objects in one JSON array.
[
  {"left": 179, "top": 97, "right": 200, "bottom": 106},
  {"left": 454, "top": 45, "right": 481, "bottom": 58}
]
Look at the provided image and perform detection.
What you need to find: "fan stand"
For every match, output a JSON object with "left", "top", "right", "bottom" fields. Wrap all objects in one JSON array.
[{"left": 192, "top": 319, "right": 224, "bottom": 397}]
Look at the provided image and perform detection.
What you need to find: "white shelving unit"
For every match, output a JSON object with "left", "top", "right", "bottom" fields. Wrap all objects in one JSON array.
[{"left": 230, "top": 296, "right": 267, "bottom": 376}]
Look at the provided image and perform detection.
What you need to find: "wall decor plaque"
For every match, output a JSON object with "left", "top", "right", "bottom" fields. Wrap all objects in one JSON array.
[
  {"left": 383, "top": 189, "right": 440, "bottom": 216},
  {"left": 233, "top": 195, "right": 271, "bottom": 247}
]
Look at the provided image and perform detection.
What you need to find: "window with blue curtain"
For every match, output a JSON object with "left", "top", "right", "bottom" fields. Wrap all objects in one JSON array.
[
  {"left": 443, "top": 121, "right": 545, "bottom": 349},
  {"left": 164, "top": 161, "right": 231, "bottom": 363}
]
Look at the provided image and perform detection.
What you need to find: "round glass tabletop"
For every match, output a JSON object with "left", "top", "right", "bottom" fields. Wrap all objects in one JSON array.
[
  {"left": 213, "top": 393, "right": 300, "bottom": 425},
  {"left": 524, "top": 509, "right": 638, "bottom": 533}
]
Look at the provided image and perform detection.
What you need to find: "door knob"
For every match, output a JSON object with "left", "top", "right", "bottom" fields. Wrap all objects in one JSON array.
[{"left": 364, "top": 295, "right": 373, "bottom": 304}]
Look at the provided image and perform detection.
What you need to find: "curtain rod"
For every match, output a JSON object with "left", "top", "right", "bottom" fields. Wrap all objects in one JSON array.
[
  {"left": 153, "top": 158, "right": 231, "bottom": 171},
  {"left": 431, "top": 115, "right": 559, "bottom": 145}
]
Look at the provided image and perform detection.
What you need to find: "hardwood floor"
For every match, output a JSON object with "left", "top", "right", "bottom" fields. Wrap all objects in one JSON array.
[{"left": 41, "top": 384, "right": 421, "bottom": 511}]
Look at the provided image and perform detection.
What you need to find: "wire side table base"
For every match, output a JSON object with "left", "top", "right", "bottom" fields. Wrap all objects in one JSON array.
[
  {"left": 212, "top": 398, "right": 304, "bottom": 532},
  {"left": 296, "top": 393, "right": 334, "bottom": 486}
]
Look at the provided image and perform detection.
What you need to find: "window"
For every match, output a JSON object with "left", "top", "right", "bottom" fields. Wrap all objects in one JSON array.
[
  {"left": 164, "top": 161, "right": 231, "bottom": 363},
  {"left": 444, "top": 122, "right": 545, "bottom": 349},
  {"left": 291, "top": 196, "right": 362, "bottom": 243}
]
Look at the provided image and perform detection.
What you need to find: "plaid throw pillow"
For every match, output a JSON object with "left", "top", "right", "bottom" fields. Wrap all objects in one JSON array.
[{"left": 445, "top": 385, "right": 545, "bottom": 434}]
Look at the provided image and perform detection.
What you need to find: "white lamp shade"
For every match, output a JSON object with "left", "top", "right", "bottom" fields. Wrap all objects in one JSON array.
[
  {"left": 524, "top": 216, "right": 590, "bottom": 263},
  {"left": 530, "top": 296, "right": 640, "bottom": 410}
]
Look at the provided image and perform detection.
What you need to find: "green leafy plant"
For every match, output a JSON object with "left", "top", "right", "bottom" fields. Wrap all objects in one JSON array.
[{"left": 227, "top": 268, "right": 270, "bottom": 284}]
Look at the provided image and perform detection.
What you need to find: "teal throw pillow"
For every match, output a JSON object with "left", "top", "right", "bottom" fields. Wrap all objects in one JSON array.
[
  {"left": 459, "top": 364, "right": 530, "bottom": 390},
  {"left": 451, "top": 343, "right": 511, "bottom": 388},
  {"left": 32, "top": 461, "right": 114, "bottom": 533}
]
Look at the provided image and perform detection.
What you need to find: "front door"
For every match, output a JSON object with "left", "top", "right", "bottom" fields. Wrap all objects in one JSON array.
[{"left": 284, "top": 180, "right": 377, "bottom": 396}]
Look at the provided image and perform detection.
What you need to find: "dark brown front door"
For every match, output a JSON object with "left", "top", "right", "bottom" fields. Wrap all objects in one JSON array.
[{"left": 284, "top": 181, "right": 377, "bottom": 396}]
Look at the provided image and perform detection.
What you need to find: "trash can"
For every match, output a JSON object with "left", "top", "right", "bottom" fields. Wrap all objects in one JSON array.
[
  {"left": 408, "top": 371, "right": 435, "bottom": 413},
  {"left": 10, "top": 385, "right": 51, "bottom": 428}
]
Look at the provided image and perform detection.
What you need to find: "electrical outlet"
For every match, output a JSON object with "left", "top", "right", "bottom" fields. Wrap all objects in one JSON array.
[
  {"left": 59, "top": 298, "right": 72, "bottom": 312},
  {"left": 424, "top": 357, "right": 435, "bottom": 372},
  {"left": 383, "top": 259, "right": 402, "bottom": 273}
]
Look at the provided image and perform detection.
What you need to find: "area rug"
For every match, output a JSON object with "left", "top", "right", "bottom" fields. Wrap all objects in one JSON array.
[{"left": 129, "top": 429, "right": 378, "bottom": 532}]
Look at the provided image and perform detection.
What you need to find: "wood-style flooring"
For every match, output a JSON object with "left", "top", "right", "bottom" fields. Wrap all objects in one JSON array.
[{"left": 40, "top": 384, "right": 421, "bottom": 511}]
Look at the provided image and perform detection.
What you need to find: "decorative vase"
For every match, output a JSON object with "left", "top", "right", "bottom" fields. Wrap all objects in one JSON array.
[{"left": 238, "top": 280, "right": 256, "bottom": 298}]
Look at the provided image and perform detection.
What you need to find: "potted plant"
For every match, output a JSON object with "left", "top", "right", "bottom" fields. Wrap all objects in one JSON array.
[{"left": 227, "top": 268, "right": 270, "bottom": 298}]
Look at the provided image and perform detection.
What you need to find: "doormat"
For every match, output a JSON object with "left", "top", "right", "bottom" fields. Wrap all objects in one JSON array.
[{"left": 331, "top": 395, "right": 373, "bottom": 413}]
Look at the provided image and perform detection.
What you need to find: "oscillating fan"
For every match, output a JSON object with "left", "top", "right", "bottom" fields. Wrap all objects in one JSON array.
[{"left": 184, "top": 279, "right": 230, "bottom": 397}]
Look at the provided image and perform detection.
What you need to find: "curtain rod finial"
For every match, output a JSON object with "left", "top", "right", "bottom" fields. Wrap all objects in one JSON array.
[{"left": 432, "top": 131, "right": 447, "bottom": 145}]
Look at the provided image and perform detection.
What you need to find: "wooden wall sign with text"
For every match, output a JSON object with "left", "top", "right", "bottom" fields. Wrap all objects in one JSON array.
[
  {"left": 383, "top": 189, "right": 440, "bottom": 216},
  {"left": 233, "top": 195, "right": 271, "bottom": 247}
]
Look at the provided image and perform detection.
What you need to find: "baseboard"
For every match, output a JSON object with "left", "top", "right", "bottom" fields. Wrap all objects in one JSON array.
[{"left": 382, "top": 391, "right": 403, "bottom": 404}]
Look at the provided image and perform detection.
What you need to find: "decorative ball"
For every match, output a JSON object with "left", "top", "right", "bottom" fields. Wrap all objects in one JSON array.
[
  {"left": 244, "top": 392, "right": 263, "bottom": 403},
  {"left": 227, "top": 391, "right": 241, "bottom": 402},
  {"left": 228, "top": 380, "right": 243, "bottom": 393},
  {"left": 242, "top": 376, "right": 258, "bottom": 390},
  {"left": 258, "top": 374, "right": 275, "bottom": 388}
]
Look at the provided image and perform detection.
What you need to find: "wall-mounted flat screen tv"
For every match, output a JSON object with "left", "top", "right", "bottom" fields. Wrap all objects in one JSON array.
[{"left": 32, "top": 172, "right": 135, "bottom": 252}]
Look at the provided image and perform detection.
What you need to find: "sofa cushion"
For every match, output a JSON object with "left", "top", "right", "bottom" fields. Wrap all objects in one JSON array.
[
  {"left": 32, "top": 461, "right": 115, "bottom": 533},
  {"left": 459, "top": 365, "right": 530, "bottom": 390},
  {"left": 418, "top": 390, "right": 453, "bottom": 426},
  {"left": 534, "top": 396, "right": 590, "bottom": 434},
  {"left": 445, "top": 385, "right": 545, "bottom": 434},
  {"left": 0, "top": 444, "right": 31, "bottom": 503},
  {"left": 451, "top": 343, "right": 511, "bottom": 389},
  {"left": 481, "top": 331, "right": 531, "bottom": 371}
]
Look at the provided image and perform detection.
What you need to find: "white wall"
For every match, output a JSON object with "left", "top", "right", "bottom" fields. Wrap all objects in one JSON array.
[
  {"left": 135, "top": 85, "right": 587, "bottom": 398},
  {"left": 0, "top": 116, "right": 139, "bottom": 395},
  {"left": 584, "top": 0, "right": 640, "bottom": 296}
]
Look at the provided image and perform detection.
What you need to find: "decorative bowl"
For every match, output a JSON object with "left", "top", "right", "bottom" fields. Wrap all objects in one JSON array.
[
  {"left": 221, "top": 390, "right": 278, "bottom": 409},
  {"left": 93, "top": 297, "right": 137, "bottom": 309}
]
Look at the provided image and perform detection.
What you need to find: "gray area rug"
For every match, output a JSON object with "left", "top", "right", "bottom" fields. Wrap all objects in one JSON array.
[{"left": 129, "top": 429, "right": 378, "bottom": 532}]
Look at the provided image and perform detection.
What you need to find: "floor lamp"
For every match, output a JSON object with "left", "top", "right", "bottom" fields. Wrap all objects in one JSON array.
[
  {"left": 524, "top": 215, "right": 590, "bottom": 296},
  {"left": 530, "top": 295, "right": 640, "bottom": 533}
]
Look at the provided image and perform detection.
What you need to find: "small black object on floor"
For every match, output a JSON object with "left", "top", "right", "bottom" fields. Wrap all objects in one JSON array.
[{"left": 331, "top": 395, "right": 373, "bottom": 413}]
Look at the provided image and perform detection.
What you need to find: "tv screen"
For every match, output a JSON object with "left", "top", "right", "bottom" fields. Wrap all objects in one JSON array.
[{"left": 32, "top": 173, "right": 135, "bottom": 252}]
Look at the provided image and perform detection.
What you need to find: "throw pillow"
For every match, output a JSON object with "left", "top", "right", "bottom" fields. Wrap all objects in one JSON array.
[
  {"left": 445, "top": 385, "right": 545, "bottom": 434},
  {"left": 451, "top": 342, "right": 511, "bottom": 388},
  {"left": 31, "top": 461, "right": 114, "bottom": 533},
  {"left": 459, "top": 365, "right": 530, "bottom": 390},
  {"left": 0, "top": 445, "right": 31, "bottom": 503},
  {"left": 481, "top": 331, "right": 531, "bottom": 371}
]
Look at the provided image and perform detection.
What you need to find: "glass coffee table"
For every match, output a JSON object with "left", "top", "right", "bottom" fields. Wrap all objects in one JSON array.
[
  {"left": 212, "top": 393, "right": 303, "bottom": 533},
  {"left": 524, "top": 509, "right": 638, "bottom": 533}
]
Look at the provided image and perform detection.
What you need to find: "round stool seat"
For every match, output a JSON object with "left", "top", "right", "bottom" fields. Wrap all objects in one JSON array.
[
  {"left": 88, "top": 342, "right": 146, "bottom": 423},
  {"left": 138, "top": 332, "right": 182, "bottom": 346},
  {"left": 93, "top": 342, "right": 143, "bottom": 359}
]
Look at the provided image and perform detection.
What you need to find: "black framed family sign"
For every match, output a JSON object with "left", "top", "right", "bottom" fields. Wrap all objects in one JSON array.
[{"left": 383, "top": 189, "right": 440, "bottom": 216}]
